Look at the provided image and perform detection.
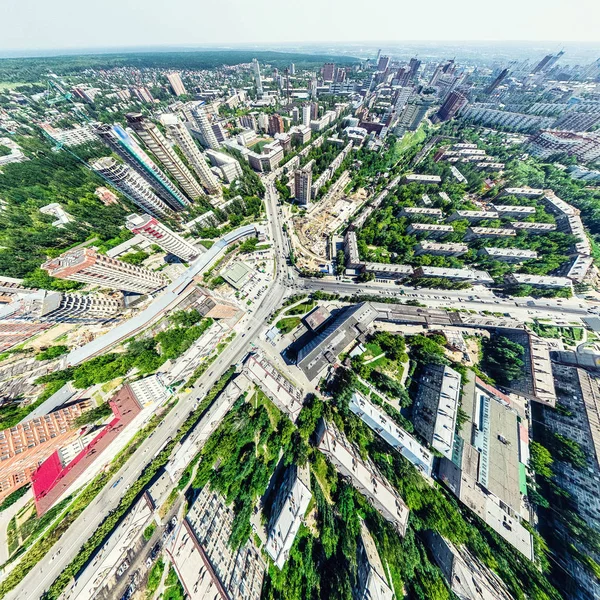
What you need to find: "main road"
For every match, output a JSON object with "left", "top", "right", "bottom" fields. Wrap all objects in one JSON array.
[{"left": 5, "top": 178, "right": 290, "bottom": 600}]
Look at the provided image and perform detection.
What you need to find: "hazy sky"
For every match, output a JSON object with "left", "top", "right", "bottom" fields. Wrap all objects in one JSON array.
[{"left": 3, "top": 0, "right": 599, "bottom": 52}]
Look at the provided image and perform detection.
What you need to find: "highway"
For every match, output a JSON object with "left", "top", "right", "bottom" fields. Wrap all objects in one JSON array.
[
  {"left": 5, "top": 178, "right": 290, "bottom": 600},
  {"left": 298, "top": 278, "right": 594, "bottom": 323}
]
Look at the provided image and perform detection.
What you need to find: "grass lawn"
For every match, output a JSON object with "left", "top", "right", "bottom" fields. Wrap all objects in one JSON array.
[
  {"left": 275, "top": 317, "right": 301, "bottom": 334},
  {"left": 285, "top": 301, "right": 316, "bottom": 316},
  {"left": 393, "top": 124, "right": 426, "bottom": 159}
]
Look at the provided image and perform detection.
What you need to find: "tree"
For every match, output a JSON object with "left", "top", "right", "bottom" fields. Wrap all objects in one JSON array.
[
  {"left": 481, "top": 335, "right": 524, "bottom": 385},
  {"left": 530, "top": 441, "right": 554, "bottom": 480}
]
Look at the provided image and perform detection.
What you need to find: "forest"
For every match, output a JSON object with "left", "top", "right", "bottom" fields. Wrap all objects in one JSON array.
[{"left": 0, "top": 50, "right": 358, "bottom": 83}]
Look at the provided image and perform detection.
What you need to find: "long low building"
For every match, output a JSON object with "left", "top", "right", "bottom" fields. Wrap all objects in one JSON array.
[
  {"left": 316, "top": 419, "right": 410, "bottom": 536},
  {"left": 243, "top": 352, "right": 305, "bottom": 422},
  {"left": 407, "top": 223, "right": 454, "bottom": 238},
  {"left": 448, "top": 210, "right": 499, "bottom": 222},
  {"left": 415, "top": 242, "right": 468, "bottom": 256},
  {"left": 265, "top": 465, "right": 312, "bottom": 569},
  {"left": 502, "top": 187, "right": 544, "bottom": 198},
  {"left": 404, "top": 174, "right": 441, "bottom": 184},
  {"left": 509, "top": 221, "right": 557, "bottom": 232},
  {"left": 480, "top": 247, "right": 538, "bottom": 263},
  {"left": 413, "top": 266, "right": 494, "bottom": 284},
  {"left": 505, "top": 273, "right": 573, "bottom": 290},
  {"left": 491, "top": 205, "right": 536, "bottom": 218},
  {"left": 350, "top": 392, "right": 433, "bottom": 477},
  {"left": 399, "top": 207, "right": 443, "bottom": 219},
  {"left": 413, "top": 364, "right": 462, "bottom": 459},
  {"left": 466, "top": 227, "right": 516, "bottom": 240}
]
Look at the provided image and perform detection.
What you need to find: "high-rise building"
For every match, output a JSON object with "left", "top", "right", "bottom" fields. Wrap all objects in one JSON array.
[
  {"left": 252, "top": 58, "right": 263, "bottom": 97},
  {"left": 205, "top": 150, "right": 243, "bottom": 183},
  {"left": 94, "top": 123, "right": 190, "bottom": 210},
  {"left": 160, "top": 114, "right": 220, "bottom": 194},
  {"left": 310, "top": 102, "right": 319, "bottom": 120},
  {"left": 289, "top": 63, "right": 295, "bottom": 75},
  {"left": 39, "top": 291, "right": 124, "bottom": 323},
  {"left": 190, "top": 105, "right": 221, "bottom": 150},
  {"left": 309, "top": 77, "right": 318, "bottom": 99},
  {"left": 291, "top": 106, "right": 300, "bottom": 123},
  {"left": 322, "top": 63, "right": 336, "bottom": 81},
  {"left": 532, "top": 50, "right": 564, "bottom": 74},
  {"left": 294, "top": 162, "right": 313, "bottom": 205},
  {"left": 395, "top": 95, "right": 435, "bottom": 133},
  {"left": 268, "top": 114, "right": 285, "bottom": 136},
  {"left": 408, "top": 58, "right": 421, "bottom": 80},
  {"left": 126, "top": 213, "right": 201, "bottom": 262},
  {"left": 302, "top": 104, "right": 312, "bottom": 127},
  {"left": 91, "top": 157, "right": 173, "bottom": 219},
  {"left": 485, "top": 68, "right": 510, "bottom": 95},
  {"left": 377, "top": 55, "right": 390, "bottom": 72},
  {"left": 435, "top": 91, "right": 468, "bottom": 122},
  {"left": 0, "top": 400, "right": 90, "bottom": 502},
  {"left": 42, "top": 248, "right": 167, "bottom": 294},
  {"left": 166, "top": 72, "right": 187, "bottom": 96},
  {"left": 126, "top": 113, "right": 204, "bottom": 200},
  {"left": 131, "top": 87, "right": 154, "bottom": 103}
]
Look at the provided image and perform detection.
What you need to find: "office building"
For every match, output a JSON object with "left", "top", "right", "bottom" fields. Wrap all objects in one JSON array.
[
  {"left": 268, "top": 113, "right": 285, "bottom": 135},
  {"left": 377, "top": 55, "right": 391, "bottom": 72},
  {"left": 191, "top": 105, "right": 221, "bottom": 150},
  {"left": 126, "top": 213, "right": 200, "bottom": 262},
  {"left": 160, "top": 113, "right": 220, "bottom": 194},
  {"left": 0, "top": 400, "right": 90, "bottom": 502},
  {"left": 316, "top": 419, "right": 410, "bottom": 536},
  {"left": 247, "top": 142, "right": 284, "bottom": 172},
  {"left": 294, "top": 163, "right": 313, "bottom": 205},
  {"left": 408, "top": 57, "right": 421, "bottom": 80},
  {"left": 91, "top": 157, "right": 174, "bottom": 219},
  {"left": 42, "top": 248, "right": 167, "bottom": 294},
  {"left": 126, "top": 113, "right": 204, "bottom": 200},
  {"left": 94, "top": 123, "right": 190, "bottom": 210},
  {"left": 252, "top": 58, "right": 263, "bottom": 97},
  {"left": 265, "top": 465, "right": 312, "bottom": 569},
  {"left": 413, "top": 365, "right": 461, "bottom": 459},
  {"left": 166, "top": 72, "right": 187, "bottom": 96},
  {"left": 355, "top": 521, "right": 394, "bottom": 600},
  {"left": 532, "top": 50, "right": 564, "bottom": 74},
  {"left": 435, "top": 91, "right": 468, "bottom": 122}
]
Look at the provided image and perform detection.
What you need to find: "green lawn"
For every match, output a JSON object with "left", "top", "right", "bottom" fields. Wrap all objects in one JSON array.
[{"left": 275, "top": 317, "right": 301, "bottom": 334}]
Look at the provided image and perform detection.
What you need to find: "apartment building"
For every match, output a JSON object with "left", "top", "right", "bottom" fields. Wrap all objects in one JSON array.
[{"left": 42, "top": 248, "right": 167, "bottom": 294}]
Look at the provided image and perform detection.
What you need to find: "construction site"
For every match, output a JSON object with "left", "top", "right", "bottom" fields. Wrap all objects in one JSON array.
[{"left": 290, "top": 172, "right": 366, "bottom": 270}]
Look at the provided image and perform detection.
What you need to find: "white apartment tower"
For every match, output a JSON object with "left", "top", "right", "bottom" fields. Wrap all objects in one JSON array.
[
  {"left": 126, "top": 213, "right": 201, "bottom": 262},
  {"left": 253, "top": 58, "right": 263, "bottom": 96},
  {"left": 160, "top": 113, "right": 221, "bottom": 194},
  {"left": 302, "top": 104, "right": 312, "bottom": 128},
  {"left": 126, "top": 113, "right": 205, "bottom": 199},
  {"left": 190, "top": 105, "right": 221, "bottom": 150},
  {"left": 166, "top": 72, "right": 187, "bottom": 96},
  {"left": 90, "top": 157, "right": 174, "bottom": 219},
  {"left": 42, "top": 248, "right": 167, "bottom": 294}
]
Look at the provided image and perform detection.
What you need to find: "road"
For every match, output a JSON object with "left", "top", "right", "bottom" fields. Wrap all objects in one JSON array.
[
  {"left": 5, "top": 179, "right": 290, "bottom": 600},
  {"left": 297, "top": 278, "right": 594, "bottom": 323}
]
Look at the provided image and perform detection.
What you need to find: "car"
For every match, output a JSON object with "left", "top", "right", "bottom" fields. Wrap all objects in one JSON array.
[{"left": 111, "top": 477, "right": 123, "bottom": 488}]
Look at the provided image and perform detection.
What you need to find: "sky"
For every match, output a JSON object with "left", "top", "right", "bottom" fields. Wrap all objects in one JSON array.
[{"left": 2, "top": 0, "right": 599, "bottom": 53}]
